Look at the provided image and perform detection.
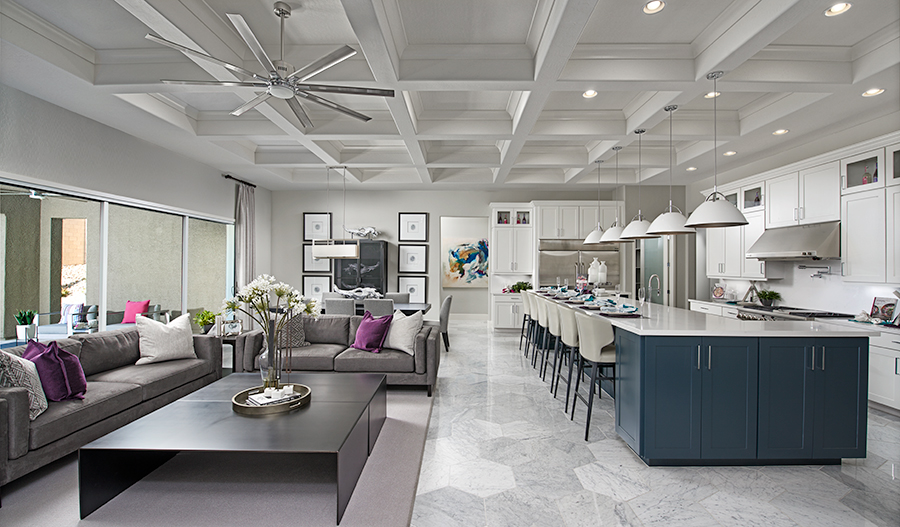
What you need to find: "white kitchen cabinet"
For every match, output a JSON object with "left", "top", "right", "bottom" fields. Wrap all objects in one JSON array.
[
  {"left": 742, "top": 211, "right": 766, "bottom": 279},
  {"left": 841, "top": 148, "right": 885, "bottom": 195},
  {"left": 579, "top": 206, "right": 599, "bottom": 239},
  {"left": 869, "top": 334, "right": 900, "bottom": 411},
  {"left": 601, "top": 206, "right": 620, "bottom": 231},
  {"left": 741, "top": 183, "right": 764, "bottom": 212},
  {"left": 495, "top": 208, "right": 531, "bottom": 226},
  {"left": 765, "top": 163, "right": 839, "bottom": 228},
  {"left": 841, "top": 188, "right": 886, "bottom": 283},
  {"left": 706, "top": 225, "right": 742, "bottom": 278},
  {"left": 722, "top": 306, "right": 740, "bottom": 318},
  {"left": 689, "top": 300, "right": 723, "bottom": 316},
  {"left": 888, "top": 143, "right": 900, "bottom": 187},
  {"left": 538, "top": 206, "right": 579, "bottom": 239},
  {"left": 493, "top": 227, "right": 534, "bottom": 273},
  {"left": 492, "top": 295, "right": 524, "bottom": 330},
  {"left": 887, "top": 185, "right": 900, "bottom": 284}
]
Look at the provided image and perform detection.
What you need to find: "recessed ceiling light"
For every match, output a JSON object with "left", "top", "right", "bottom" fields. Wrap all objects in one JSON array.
[
  {"left": 824, "top": 3, "right": 851, "bottom": 16},
  {"left": 643, "top": 1, "right": 665, "bottom": 14},
  {"left": 862, "top": 88, "right": 884, "bottom": 97},
  {"left": 723, "top": 151, "right": 737, "bottom": 156},
  {"left": 773, "top": 129, "right": 789, "bottom": 135},
  {"left": 686, "top": 167, "right": 697, "bottom": 171},
  {"left": 583, "top": 90, "right": 598, "bottom": 98},
  {"left": 704, "top": 91, "right": 720, "bottom": 99}
]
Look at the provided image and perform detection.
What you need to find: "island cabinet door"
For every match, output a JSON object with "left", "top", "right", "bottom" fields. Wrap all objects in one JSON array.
[
  {"left": 615, "top": 330, "right": 646, "bottom": 455},
  {"left": 642, "top": 336, "right": 702, "bottom": 460},
  {"left": 758, "top": 338, "right": 815, "bottom": 459},
  {"left": 700, "top": 337, "right": 759, "bottom": 459},
  {"left": 812, "top": 338, "right": 869, "bottom": 459}
]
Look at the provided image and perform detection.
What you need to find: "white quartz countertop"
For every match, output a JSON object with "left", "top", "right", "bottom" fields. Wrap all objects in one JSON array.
[{"left": 576, "top": 302, "right": 880, "bottom": 338}]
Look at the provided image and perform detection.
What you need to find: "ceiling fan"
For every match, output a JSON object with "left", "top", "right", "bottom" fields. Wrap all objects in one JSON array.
[{"left": 146, "top": 1, "right": 393, "bottom": 128}]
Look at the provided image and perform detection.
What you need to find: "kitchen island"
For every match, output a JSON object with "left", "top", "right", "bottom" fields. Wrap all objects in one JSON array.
[{"left": 592, "top": 303, "right": 879, "bottom": 466}]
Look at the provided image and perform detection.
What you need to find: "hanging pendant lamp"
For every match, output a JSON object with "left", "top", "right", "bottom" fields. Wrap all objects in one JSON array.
[
  {"left": 684, "top": 71, "right": 748, "bottom": 228},
  {"left": 648, "top": 105, "right": 696, "bottom": 235},
  {"left": 583, "top": 160, "right": 605, "bottom": 243},
  {"left": 311, "top": 166, "right": 361, "bottom": 259},
  {"left": 599, "top": 146, "right": 630, "bottom": 243},
  {"left": 621, "top": 129, "right": 659, "bottom": 239}
]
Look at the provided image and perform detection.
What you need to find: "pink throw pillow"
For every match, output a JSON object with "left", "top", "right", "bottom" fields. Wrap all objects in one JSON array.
[{"left": 123, "top": 300, "right": 150, "bottom": 324}]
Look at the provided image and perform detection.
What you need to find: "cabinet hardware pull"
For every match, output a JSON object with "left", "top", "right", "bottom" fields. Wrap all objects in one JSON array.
[
  {"left": 697, "top": 345, "right": 701, "bottom": 370},
  {"left": 794, "top": 207, "right": 798, "bottom": 221},
  {"left": 708, "top": 345, "right": 712, "bottom": 370},
  {"left": 799, "top": 207, "right": 804, "bottom": 220},
  {"left": 841, "top": 175, "right": 846, "bottom": 189},
  {"left": 841, "top": 262, "right": 846, "bottom": 276},
  {"left": 809, "top": 347, "right": 814, "bottom": 370},
  {"left": 821, "top": 346, "right": 826, "bottom": 370},
  {"left": 895, "top": 357, "right": 899, "bottom": 376},
  {"left": 760, "top": 262, "right": 764, "bottom": 275}
]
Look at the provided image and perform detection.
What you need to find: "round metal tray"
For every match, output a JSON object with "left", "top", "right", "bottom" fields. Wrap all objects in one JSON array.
[{"left": 232, "top": 383, "right": 311, "bottom": 416}]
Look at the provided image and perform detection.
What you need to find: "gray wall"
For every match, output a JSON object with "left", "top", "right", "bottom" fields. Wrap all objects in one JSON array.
[
  {"left": 187, "top": 218, "right": 228, "bottom": 316},
  {"left": 1, "top": 196, "right": 40, "bottom": 337}
]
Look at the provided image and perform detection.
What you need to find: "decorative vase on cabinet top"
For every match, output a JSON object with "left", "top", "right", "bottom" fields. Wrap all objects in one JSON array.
[{"left": 589, "top": 258, "right": 607, "bottom": 284}]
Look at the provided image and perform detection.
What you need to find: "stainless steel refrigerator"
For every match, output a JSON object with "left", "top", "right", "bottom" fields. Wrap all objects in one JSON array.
[{"left": 537, "top": 239, "right": 620, "bottom": 288}]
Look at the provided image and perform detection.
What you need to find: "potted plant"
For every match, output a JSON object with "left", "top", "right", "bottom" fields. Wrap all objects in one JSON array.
[
  {"left": 757, "top": 290, "right": 782, "bottom": 307},
  {"left": 15, "top": 310, "right": 38, "bottom": 341},
  {"left": 503, "top": 281, "right": 532, "bottom": 294},
  {"left": 193, "top": 310, "right": 220, "bottom": 334}
]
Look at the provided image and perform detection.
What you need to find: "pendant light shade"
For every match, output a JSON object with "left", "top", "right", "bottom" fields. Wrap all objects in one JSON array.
[
  {"left": 621, "top": 129, "right": 660, "bottom": 240},
  {"left": 648, "top": 105, "right": 696, "bottom": 235},
  {"left": 583, "top": 159, "right": 605, "bottom": 243},
  {"left": 599, "top": 146, "right": 631, "bottom": 243},
  {"left": 685, "top": 72, "right": 748, "bottom": 229}
]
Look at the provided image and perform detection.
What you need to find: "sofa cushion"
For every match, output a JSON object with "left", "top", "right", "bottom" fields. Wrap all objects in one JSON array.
[
  {"left": 86, "top": 359, "right": 211, "bottom": 401},
  {"left": 0, "top": 350, "right": 48, "bottom": 420},
  {"left": 73, "top": 328, "right": 141, "bottom": 376},
  {"left": 4, "top": 338, "right": 83, "bottom": 359},
  {"left": 277, "top": 315, "right": 311, "bottom": 348},
  {"left": 260, "top": 343, "right": 346, "bottom": 371},
  {"left": 334, "top": 347, "right": 415, "bottom": 373},
  {"left": 135, "top": 314, "right": 196, "bottom": 365},
  {"left": 304, "top": 315, "right": 350, "bottom": 346},
  {"left": 123, "top": 300, "right": 150, "bottom": 324},
  {"left": 23, "top": 340, "right": 87, "bottom": 401},
  {"left": 383, "top": 310, "right": 423, "bottom": 356},
  {"left": 352, "top": 311, "right": 393, "bottom": 352},
  {"left": 28, "top": 381, "right": 142, "bottom": 449}
]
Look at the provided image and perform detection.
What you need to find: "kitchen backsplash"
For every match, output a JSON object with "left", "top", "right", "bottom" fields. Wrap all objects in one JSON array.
[{"left": 718, "top": 261, "right": 898, "bottom": 315}]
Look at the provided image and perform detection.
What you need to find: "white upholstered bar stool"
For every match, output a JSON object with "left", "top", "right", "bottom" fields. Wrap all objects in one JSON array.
[
  {"left": 519, "top": 290, "right": 534, "bottom": 353},
  {"left": 572, "top": 309, "right": 617, "bottom": 441},
  {"left": 530, "top": 294, "right": 551, "bottom": 370},
  {"left": 542, "top": 296, "right": 563, "bottom": 383},
  {"left": 554, "top": 302, "right": 580, "bottom": 412}
]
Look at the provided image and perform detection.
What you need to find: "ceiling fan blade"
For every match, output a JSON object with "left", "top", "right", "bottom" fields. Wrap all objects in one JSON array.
[
  {"left": 291, "top": 83, "right": 394, "bottom": 98},
  {"left": 286, "top": 97, "right": 314, "bottom": 128},
  {"left": 287, "top": 45, "right": 357, "bottom": 82},
  {"left": 146, "top": 34, "right": 263, "bottom": 80},
  {"left": 161, "top": 80, "right": 269, "bottom": 88},
  {"left": 231, "top": 92, "right": 273, "bottom": 116},
  {"left": 297, "top": 91, "right": 372, "bottom": 122},
  {"left": 226, "top": 13, "right": 279, "bottom": 78}
]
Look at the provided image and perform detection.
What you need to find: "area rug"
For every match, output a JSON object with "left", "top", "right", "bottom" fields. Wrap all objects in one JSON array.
[{"left": 0, "top": 388, "right": 433, "bottom": 527}]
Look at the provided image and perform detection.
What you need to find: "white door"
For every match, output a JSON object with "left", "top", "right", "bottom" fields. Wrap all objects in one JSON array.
[
  {"left": 887, "top": 186, "right": 900, "bottom": 284},
  {"left": 799, "top": 161, "right": 840, "bottom": 224},
  {"left": 514, "top": 228, "right": 534, "bottom": 273},
  {"left": 493, "top": 227, "right": 515, "bottom": 272},
  {"left": 706, "top": 227, "right": 726, "bottom": 277},
  {"left": 579, "top": 206, "right": 599, "bottom": 239},
  {"left": 538, "top": 207, "right": 558, "bottom": 239},
  {"left": 766, "top": 172, "right": 800, "bottom": 228},
  {"left": 742, "top": 211, "right": 766, "bottom": 279},
  {"left": 559, "top": 206, "right": 580, "bottom": 238},
  {"left": 841, "top": 188, "right": 886, "bottom": 283}
]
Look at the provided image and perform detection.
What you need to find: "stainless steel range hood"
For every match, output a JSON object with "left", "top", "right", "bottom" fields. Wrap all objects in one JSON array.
[{"left": 746, "top": 221, "right": 840, "bottom": 261}]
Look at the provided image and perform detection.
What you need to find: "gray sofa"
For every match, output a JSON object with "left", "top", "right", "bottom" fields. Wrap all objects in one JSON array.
[
  {"left": 0, "top": 327, "right": 222, "bottom": 495},
  {"left": 233, "top": 314, "right": 440, "bottom": 396}
]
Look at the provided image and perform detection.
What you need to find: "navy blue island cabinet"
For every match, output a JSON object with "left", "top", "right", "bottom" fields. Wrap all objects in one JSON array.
[{"left": 615, "top": 330, "right": 868, "bottom": 466}]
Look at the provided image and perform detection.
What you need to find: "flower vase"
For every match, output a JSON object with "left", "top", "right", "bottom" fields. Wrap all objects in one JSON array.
[{"left": 263, "top": 319, "right": 282, "bottom": 389}]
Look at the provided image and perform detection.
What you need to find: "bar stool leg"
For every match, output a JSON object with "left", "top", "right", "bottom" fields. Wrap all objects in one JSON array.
[
  {"left": 584, "top": 360, "right": 599, "bottom": 441},
  {"left": 571, "top": 356, "right": 583, "bottom": 421},
  {"left": 519, "top": 315, "right": 528, "bottom": 350}
]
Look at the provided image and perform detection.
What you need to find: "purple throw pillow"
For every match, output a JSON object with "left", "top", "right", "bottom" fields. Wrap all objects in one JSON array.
[
  {"left": 352, "top": 311, "right": 393, "bottom": 352},
  {"left": 24, "top": 340, "right": 87, "bottom": 401}
]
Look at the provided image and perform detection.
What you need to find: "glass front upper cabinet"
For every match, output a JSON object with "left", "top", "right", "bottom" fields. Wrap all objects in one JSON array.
[
  {"left": 724, "top": 191, "right": 738, "bottom": 207},
  {"left": 841, "top": 148, "right": 885, "bottom": 194},
  {"left": 741, "top": 184, "right": 764, "bottom": 211},
  {"left": 496, "top": 209, "right": 530, "bottom": 226},
  {"left": 887, "top": 143, "right": 900, "bottom": 187}
]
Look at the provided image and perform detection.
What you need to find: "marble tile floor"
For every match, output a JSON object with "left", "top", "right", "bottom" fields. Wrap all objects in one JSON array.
[{"left": 411, "top": 320, "right": 900, "bottom": 527}]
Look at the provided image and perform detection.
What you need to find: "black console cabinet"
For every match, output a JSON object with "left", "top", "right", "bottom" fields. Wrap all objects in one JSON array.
[{"left": 333, "top": 240, "right": 388, "bottom": 293}]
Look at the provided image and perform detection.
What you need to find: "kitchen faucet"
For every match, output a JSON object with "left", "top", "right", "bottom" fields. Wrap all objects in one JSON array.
[{"left": 648, "top": 274, "right": 661, "bottom": 299}]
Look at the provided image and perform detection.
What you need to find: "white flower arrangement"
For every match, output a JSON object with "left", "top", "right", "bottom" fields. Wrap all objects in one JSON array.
[{"left": 222, "top": 275, "right": 319, "bottom": 345}]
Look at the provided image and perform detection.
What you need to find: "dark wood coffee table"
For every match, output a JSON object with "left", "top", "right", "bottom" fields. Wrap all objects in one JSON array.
[{"left": 79, "top": 373, "right": 386, "bottom": 523}]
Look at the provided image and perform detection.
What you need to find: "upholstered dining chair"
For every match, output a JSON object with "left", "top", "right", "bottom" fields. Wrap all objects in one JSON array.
[
  {"left": 321, "top": 292, "right": 342, "bottom": 301},
  {"left": 325, "top": 298, "right": 355, "bottom": 315},
  {"left": 384, "top": 292, "right": 410, "bottom": 303},
  {"left": 363, "top": 299, "right": 394, "bottom": 317},
  {"left": 572, "top": 309, "right": 616, "bottom": 441},
  {"left": 439, "top": 295, "right": 452, "bottom": 351},
  {"left": 555, "top": 303, "right": 580, "bottom": 412}
]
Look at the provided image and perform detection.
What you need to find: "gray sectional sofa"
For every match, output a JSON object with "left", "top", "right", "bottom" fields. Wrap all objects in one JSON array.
[
  {"left": 233, "top": 314, "right": 440, "bottom": 396},
  {"left": 0, "top": 327, "right": 222, "bottom": 494}
]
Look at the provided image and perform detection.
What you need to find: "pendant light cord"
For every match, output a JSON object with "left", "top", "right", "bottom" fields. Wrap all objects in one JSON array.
[
  {"left": 342, "top": 167, "right": 348, "bottom": 232},
  {"left": 635, "top": 129, "right": 646, "bottom": 219},
  {"left": 613, "top": 146, "right": 622, "bottom": 224},
  {"left": 713, "top": 75, "right": 718, "bottom": 194}
]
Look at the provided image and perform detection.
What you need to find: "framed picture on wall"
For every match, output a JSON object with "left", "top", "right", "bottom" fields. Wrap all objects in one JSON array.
[
  {"left": 398, "top": 276, "right": 427, "bottom": 304},
  {"left": 303, "top": 212, "right": 332, "bottom": 241},
  {"left": 398, "top": 212, "right": 428, "bottom": 242},
  {"left": 303, "top": 275, "right": 331, "bottom": 302},
  {"left": 398, "top": 244, "right": 427, "bottom": 273},
  {"left": 303, "top": 244, "right": 332, "bottom": 273}
]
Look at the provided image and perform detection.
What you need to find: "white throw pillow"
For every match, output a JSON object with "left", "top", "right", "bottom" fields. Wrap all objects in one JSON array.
[
  {"left": 382, "top": 310, "right": 423, "bottom": 355},
  {"left": 135, "top": 313, "right": 196, "bottom": 365}
]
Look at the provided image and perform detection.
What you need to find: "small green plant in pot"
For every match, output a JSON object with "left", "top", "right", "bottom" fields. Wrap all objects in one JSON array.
[
  {"left": 15, "top": 310, "right": 38, "bottom": 341},
  {"left": 757, "top": 290, "right": 782, "bottom": 307},
  {"left": 193, "top": 310, "right": 219, "bottom": 334},
  {"left": 503, "top": 281, "right": 532, "bottom": 294}
]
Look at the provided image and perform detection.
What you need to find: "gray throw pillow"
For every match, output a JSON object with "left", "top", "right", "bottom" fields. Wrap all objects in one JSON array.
[
  {"left": 276, "top": 315, "right": 311, "bottom": 348},
  {"left": 0, "top": 349, "right": 49, "bottom": 420}
]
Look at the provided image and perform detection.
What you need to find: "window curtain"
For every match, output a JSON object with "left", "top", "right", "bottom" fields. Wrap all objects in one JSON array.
[{"left": 234, "top": 182, "right": 255, "bottom": 328}]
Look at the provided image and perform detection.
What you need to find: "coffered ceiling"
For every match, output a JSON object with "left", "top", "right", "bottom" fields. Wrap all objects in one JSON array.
[{"left": 1, "top": 0, "right": 898, "bottom": 191}]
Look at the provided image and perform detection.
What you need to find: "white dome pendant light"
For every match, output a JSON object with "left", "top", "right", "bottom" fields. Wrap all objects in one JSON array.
[
  {"left": 648, "top": 105, "right": 696, "bottom": 235},
  {"left": 599, "top": 146, "right": 630, "bottom": 243},
  {"left": 621, "top": 129, "right": 660, "bottom": 240},
  {"left": 685, "top": 72, "right": 748, "bottom": 228},
  {"left": 583, "top": 160, "right": 606, "bottom": 243}
]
